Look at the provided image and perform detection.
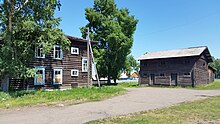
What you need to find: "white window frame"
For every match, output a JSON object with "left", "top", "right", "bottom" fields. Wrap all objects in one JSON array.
[
  {"left": 71, "top": 69, "right": 79, "bottom": 76},
  {"left": 53, "top": 68, "right": 63, "bottom": 85},
  {"left": 35, "top": 46, "right": 45, "bottom": 58},
  {"left": 82, "top": 57, "right": 88, "bottom": 72},
  {"left": 34, "top": 66, "right": 45, "bottom": 85},
  {"left": 53, "top": 45, "right": 63, "bottom": 60},
  {"left": 71, "top": 47, "right": 79, "bottom": 55}
]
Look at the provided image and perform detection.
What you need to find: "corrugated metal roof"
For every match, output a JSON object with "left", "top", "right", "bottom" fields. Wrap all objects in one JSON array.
[{"left": 138, "top": 46, "right": 208, "bottom": 60}]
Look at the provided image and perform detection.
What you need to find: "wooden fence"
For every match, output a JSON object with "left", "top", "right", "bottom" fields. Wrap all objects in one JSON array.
[{"left": 9, "top": 79, "right": 27, "bottom": 90}]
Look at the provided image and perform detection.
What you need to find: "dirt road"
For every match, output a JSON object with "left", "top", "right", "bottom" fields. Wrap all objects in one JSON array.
[{"left": 0, "top": 88, "right": 219, "bottom": 124}]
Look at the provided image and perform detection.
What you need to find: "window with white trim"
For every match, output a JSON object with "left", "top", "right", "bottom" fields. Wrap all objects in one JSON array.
[
  {"left": 71, "top": 69, "right": 79, "bottom": 76},
  {"left": 35, "top": 46, "right": 45, "bottom": 58},
  {"left": 160, "top": 73, "right": 165, "bottom": 77},
  {"left": 53, "top": 45, "right": 63, "bottom": 59},
  {"left": 183, "top": 72, "right": 191, "bottom": 77},
  {"left": 34, "top": 67, "right": 45, "bottom": 85},
  {"left": 53, "top": 68, "right": 63, "bottom": 84},
  {"left": 71, "top": 47, "right": 79, "bottom": 55},
  {"left": 82, "top": 57, "right": 88, "bottom": 72}
]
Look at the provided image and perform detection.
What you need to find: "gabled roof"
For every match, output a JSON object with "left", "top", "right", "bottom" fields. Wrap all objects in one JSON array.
[{"left": 139, "top": 46, "right": 213, "bottom": 62}]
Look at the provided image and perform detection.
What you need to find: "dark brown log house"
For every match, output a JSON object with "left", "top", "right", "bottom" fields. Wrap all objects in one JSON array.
[
  {"left": 138, "top": 46, "right": 215, "bottom": 87},
  {"left": 0, "top": 35, "right": 97, "bottom": 90}
]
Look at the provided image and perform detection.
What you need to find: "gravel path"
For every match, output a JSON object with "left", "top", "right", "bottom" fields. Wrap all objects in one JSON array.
[{"left": 0, "top": 88, "right": 220, "bottom": 124}]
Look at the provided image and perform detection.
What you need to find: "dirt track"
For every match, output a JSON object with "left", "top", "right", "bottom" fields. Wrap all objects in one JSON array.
[{"left": 0, "top": 87, "right": 220, "bottom": 124}]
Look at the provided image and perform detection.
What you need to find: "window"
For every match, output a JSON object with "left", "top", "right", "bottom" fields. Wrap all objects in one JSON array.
[
  {"left": 184, "top": 60, "right": 190, "bottom": 65},
  {"left": 53, "top": 45, "right": 63, "bottom": 59},
  {"left": 203, "top": 62, "right": 206, "bottom": 67},
  {"left": 82, "top": 57, "right": 88, "bottom": 72},
  {"left": 71, "top": 69, "right": 79, "bottom": 76},
  {"left": 142, "top": 73, "right": 148, "bottom": 77},
  {"left": 53, "top": 68, "right": 63, "bottom": 84},
  {"left": 71, "top": 47, "right": 79, "bottom": 55},
  {"left": 184, "top": 72, "right": 191, "bottom": 77},
  {"left": 160, "top": 73, "right": 165, "bottom": 77},
  {"left": 35, "top": 46, "right": 45, "bottom": 58},
  {"left": 34, "top": 67, "right": 45, "bottom": 85},
  {"left": 159, "top": 61, "right": 166, "bottom": 66}
]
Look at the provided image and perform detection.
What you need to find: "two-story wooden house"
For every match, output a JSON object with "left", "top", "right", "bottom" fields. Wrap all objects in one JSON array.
[
  {"left": 138, "top": 46, "right": 215, "bottom": 87},
  {"left": 4, "top": 35, "right": 97, "bottom": 90}
]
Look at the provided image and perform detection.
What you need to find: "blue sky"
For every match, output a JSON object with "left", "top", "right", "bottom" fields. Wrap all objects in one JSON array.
[{"left": 55, "top": 0, "right": 220, "bottom": 59}]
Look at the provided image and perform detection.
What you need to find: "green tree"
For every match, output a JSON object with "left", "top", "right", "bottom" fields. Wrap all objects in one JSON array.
[
  {"left": 0, "top": 0, "right": 70, "bottom": 90},
  {"left": 209, "top": 58, "right": 220, "bottom": 78},
  {"left": 124, "top": 55, "right": 139, "bottom": 77},
  {"left": 81, "top": 0, "right": 138, "bottom": 84}
]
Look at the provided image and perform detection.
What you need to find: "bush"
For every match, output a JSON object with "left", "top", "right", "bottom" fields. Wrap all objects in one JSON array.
[{"left": 0, "top": 92, "right": 11, "bottom": 101}]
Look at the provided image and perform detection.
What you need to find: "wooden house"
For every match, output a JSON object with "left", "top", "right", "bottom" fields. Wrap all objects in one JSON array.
[
  {"left": 3, "top": 35, "right": 97, "bottom": 90},
  {"left": 138, "top": 46, "right": 215, "bottom": 87}
]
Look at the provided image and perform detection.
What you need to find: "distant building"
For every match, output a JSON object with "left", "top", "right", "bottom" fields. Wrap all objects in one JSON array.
[{"left": 138, "top": 46, "right": 215, "bottom": 87}]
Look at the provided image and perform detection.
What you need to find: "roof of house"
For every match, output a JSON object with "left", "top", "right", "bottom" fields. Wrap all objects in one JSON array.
[
  {"left": 131, "top": 72, "right": 139, "bottom": 78},
  {"left": 66, "top": 35, "right": 98, "bottom": 43},
  {"left": 138, "top": 46, "right": 213, "bottom": 62}
]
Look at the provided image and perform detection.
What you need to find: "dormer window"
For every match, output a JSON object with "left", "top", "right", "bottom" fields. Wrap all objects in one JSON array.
[
  {"left": 53, "top": 45, "right": 63, "bottom": 60},
  {"left": 71, "top": 47, "right": 79, "bottom": 55},
  {"left": 35, "top": 46, "right": 45, "bottom": 58}
]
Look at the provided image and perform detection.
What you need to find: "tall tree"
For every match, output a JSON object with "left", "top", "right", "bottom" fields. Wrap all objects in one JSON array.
[
  {"left": 0, "top": 0, "right": 70, "bottom": 90},
  {"left": 81, "top": 0, "right": 138, "bottom": 84},
  {"left": 209, "top": 58, "right": 220, "bottom": 78}
]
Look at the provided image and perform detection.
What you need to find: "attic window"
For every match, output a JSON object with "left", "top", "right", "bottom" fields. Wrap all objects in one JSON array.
[{"left": 203, "top": 62, "right": 206, "bottom": 66}]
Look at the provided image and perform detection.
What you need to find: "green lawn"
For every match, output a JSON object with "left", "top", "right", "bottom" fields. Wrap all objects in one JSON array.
[
  {"left": 195, "top": 79, "right": 220, "bottom": 90},
  {"left": 0, "top": 86, "right": 124, "bottom": 109},
  {"left": 88, "top": 96, "right": 220, "bottom": 124},
  {"left": 116, "top": 82, "right": 140, "bottom": 88}
]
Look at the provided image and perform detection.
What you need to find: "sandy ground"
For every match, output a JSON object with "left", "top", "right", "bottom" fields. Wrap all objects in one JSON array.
[{"left": 0, "top": 87, "right": 220, "bottom": 124}]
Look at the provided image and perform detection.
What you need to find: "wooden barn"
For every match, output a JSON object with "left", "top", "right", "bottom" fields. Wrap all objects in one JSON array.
[
  {"left": 1, "top": 35, "right": 97, "bottom": 90},
  {"left": 138, "top": 46, "right": 215, "bottom": 87}
]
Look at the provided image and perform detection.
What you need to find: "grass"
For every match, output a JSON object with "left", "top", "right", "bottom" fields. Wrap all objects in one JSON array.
[
  {"left": 194, "top": 79, "right": 220, "bottom": 90},
  {"left": 88, "top": 96, "right": 220, "bottom": 124},
  {"left": 116, "top": 82, "right": 140, "bottom": 88},
  {"left": 0, "top": 86, "right": 124, "bottom": 109}
]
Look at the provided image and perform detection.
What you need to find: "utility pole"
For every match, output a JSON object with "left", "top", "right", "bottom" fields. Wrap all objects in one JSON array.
[
  {"left": 86, "top": 28, "right": 101, "bottom": 87},
  {"left": 87, "top": 28, "right": 90, "bottom": 87}
]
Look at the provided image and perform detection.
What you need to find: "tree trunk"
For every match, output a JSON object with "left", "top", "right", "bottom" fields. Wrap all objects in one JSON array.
[
  {"left": 107, "top": 65, "right": 111, "bottom": 85},
  {"left": 1, "top": 75, "right": 9, "bottom": 92},
  {"left": 113, "top": 79, "right": 116, "bottom": 83},
  {"left": 1, "top": 0, "right": 15, "bottom": 92}
]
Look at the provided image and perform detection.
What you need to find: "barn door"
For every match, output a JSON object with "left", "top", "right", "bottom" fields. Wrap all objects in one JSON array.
[
  {"left": 171, "top": 73, "right": 178, "bottom": 86},
  {"left": 150, "top": 74, "right": 155, "bottom": 85}
]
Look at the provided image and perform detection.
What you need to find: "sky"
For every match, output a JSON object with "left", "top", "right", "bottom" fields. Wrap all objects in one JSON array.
[{"left": 55, "top": 0, "right": 220, "bottom": 59}]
